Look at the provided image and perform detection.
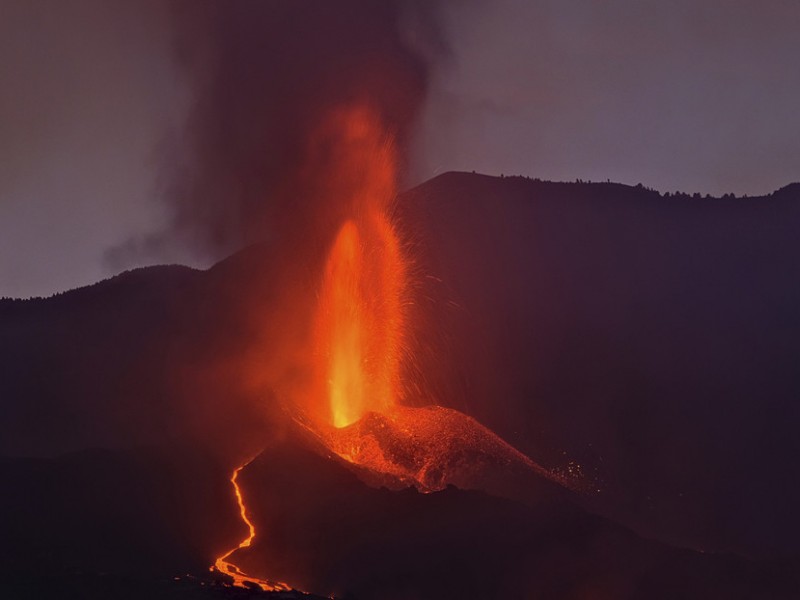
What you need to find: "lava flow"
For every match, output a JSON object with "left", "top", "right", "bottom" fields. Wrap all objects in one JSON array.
[
  {"left": 212, "top": 463, "right": 289, "bottom": 591},
  {"left": 209, "top": 104, "right": 405, "bottom": 591}
]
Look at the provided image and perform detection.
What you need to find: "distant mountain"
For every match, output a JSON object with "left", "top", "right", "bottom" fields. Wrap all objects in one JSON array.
[
  {"left": 398, "top": 172, "right": 800, "bottom": 559},
  {"left": 0, "top": 249, "right": 289, "bottom": 460},
  {"left": 1, "top": 172, "right": 799, "bottom": 597}
]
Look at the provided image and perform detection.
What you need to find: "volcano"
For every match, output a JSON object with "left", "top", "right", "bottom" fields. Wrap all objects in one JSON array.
[
  {"left": 2, "top": 173, "right": 800, "bottom": 598},
  {"left": 313, "top": 405, "right": 561, "bottom": 491},
  {"left": 199, "top": 429, "right": 799, "bottom": 600}
]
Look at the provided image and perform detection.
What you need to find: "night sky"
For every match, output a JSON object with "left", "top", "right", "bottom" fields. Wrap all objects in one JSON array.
[{"left": 1, "top": 0, "right": 799, "bottom": 297}]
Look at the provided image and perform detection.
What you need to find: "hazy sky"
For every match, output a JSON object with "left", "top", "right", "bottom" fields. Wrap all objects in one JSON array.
[
  {"left": 1, "top": 0, "right": 799, "bottom": 297},
  {"left": 412, "top": 0, "right": 800, "bottom": 195},
  {"left": 0, "top": 0, "right": 189, "bottom": 297}
]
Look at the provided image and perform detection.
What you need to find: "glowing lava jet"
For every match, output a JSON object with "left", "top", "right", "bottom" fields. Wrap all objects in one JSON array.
[
  {"left": 315, "top": 214, "right": 406, "bottom": 428},
  {"left": 211, "top": 105, "right": 574, "bottom": 591},
  {"left": 305, "top": 112, "right": 568, "bottom": 493},
  {"left": 309, "top": 104, "right": 408, "bottom": 430},
  {"left": 212, "top": 104, "right": 407, "bottom": 590}
]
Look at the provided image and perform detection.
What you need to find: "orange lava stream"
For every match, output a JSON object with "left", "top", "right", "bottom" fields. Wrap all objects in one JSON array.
[{"left": 212, "top": 463, "right": 290, "bottom": 591}]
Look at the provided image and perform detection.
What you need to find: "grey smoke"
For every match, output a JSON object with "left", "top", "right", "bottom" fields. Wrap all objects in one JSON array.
[{"left": 1, "top": 0, "right": 799, "bottom": 297}]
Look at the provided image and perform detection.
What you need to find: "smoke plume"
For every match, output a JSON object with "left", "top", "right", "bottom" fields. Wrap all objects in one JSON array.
[{"left": 108, "top": 0, "right": 446, "bottom": 267}]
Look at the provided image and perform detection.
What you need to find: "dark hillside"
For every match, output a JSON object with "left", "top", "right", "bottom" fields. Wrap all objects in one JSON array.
[
  {"left": 1, "top": 173, "right": 799, "bottom": 597},
  {"left": 399, "top": 172, "right": 800, "bottom": 558}
]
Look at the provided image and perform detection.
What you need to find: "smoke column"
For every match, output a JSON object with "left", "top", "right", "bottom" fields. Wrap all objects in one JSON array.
[{"left": 108, "top": 0, "right": 446, "bottom": 267}]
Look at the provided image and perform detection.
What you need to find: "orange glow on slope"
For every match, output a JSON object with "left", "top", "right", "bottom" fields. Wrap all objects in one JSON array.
[
  {"left": 312, "top": 108, "right": 407, "bottom": 428},
  {"left": 212, "top": 464, "right": 289, "bottom": 591}
]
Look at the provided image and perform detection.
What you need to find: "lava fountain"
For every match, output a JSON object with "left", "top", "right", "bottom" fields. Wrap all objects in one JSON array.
[
  {"left": 315, "top": 213, "right": 406, "bottom": 428},
  {"left": 212, "top": 104, "right": 409, "bottom": 589},
  {"left": 308, "top": 105, "right": 408, "bottom": 429},
  {"left": 303, "top": 111, "right": 570, "bottom": 493}
]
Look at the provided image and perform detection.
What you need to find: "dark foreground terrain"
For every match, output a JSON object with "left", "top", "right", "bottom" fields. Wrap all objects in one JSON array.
[
  {"left": 2, "top": 173, "right": 799, "bottom": 598},
  {"left": 2, "top": 574, "right": 321, "bottom": 600}
]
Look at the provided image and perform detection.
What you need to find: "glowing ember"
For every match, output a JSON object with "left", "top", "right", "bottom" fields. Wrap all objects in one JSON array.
[{"left": 212, "top": 463, "right": 290, "bottom": 591}]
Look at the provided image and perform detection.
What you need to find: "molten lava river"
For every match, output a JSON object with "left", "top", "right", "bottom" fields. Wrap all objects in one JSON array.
[{"left": 210, "top": 108, "right": 573, "bottom": 592}]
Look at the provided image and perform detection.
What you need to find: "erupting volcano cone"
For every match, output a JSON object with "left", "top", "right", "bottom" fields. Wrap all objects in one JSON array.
[
  {"left": 304, "top": 107, "right": 571, "bottom": 495},
  {"left": 214, "top": 105, "right": 577, "bottom": 594}
]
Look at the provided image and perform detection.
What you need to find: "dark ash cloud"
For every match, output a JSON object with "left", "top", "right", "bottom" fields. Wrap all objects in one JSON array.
[{"left": 108, "top": 0, "right": 447, "bottom": 267}]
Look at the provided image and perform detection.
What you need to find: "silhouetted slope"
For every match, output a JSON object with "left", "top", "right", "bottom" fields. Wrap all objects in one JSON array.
[
  {"left": 1, "top": 266, "right": 201, "bottom": 455},
  {"left": 232, "top": 432, "right": 798, "bottom": 600},
  {"left": 0, "top": 447, "right": 238, "bottom": 578},
  {"left": 399, "top": 172, "right": 800, "bottom": 558},
  {"left": 0, "top": 252, "right": 290, "bottom": 459},
  {"left": 1, "top": 172, "right": 800, "bottom": 597}
]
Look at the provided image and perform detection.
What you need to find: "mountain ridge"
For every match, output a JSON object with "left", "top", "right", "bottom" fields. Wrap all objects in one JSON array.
[{"left": 2, "top": 171, "right": 799, "bottom": 561}]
